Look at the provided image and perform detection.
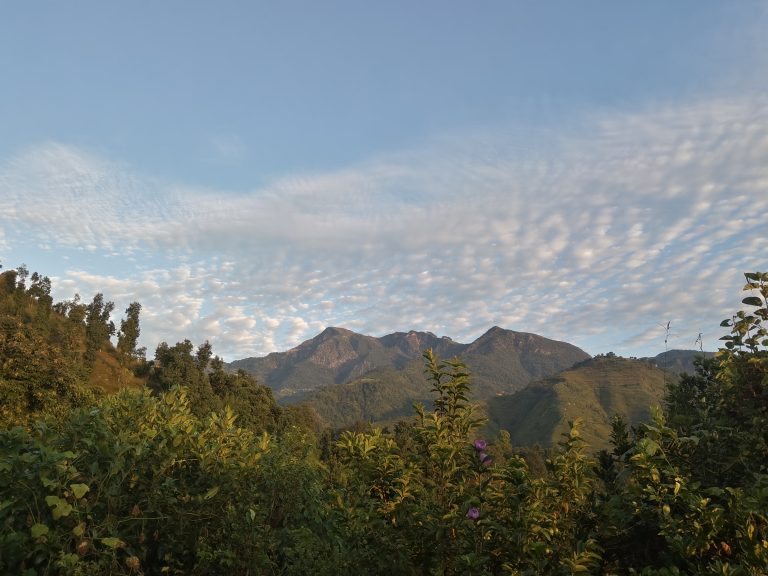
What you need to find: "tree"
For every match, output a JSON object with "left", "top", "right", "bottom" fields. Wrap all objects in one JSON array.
[
  {"left": 14, "top": 264, "right": 28, "bottom": 291},
  {"left": 195, "top": 340, "right": 213, "bottom": 370},
  {"left": 84, "top": 293, "right": 115, "bottom": 366},
  {"left": 116, "top": 302, "right": 141, "bottom": 360}
]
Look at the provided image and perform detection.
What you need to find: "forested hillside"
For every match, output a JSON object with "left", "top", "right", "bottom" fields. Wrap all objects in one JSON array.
[
  {"left": 1, "top": 266, "right": 767, "bottom": 574},
  {"left": 487, "top": 355, "right": 670, "bottom": 449},
  {"left": 0, "top": 266, "right": 142, "bottom": 427},
  {"left": 0, "top": 265, "right": 316, "bottom": 435}
]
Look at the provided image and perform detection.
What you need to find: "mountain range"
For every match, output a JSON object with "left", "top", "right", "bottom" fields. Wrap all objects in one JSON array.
[
  {"left": 228, "top": 326, "right": 712, "bottom": 448},
  {"left": 228, "top": 326, "right": 589, "bottom": 402}
]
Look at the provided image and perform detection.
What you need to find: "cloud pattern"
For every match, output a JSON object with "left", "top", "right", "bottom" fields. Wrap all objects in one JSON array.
[{"left": 1, "top": 96, "right": 767, "bottom": 360}]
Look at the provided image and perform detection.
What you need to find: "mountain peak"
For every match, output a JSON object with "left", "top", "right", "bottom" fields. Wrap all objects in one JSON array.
[
  {"left": 228, "top": 325, "right": 590, "bottom": 404},
  {"left": 316, "top": 326, "right": 354, "bottom": 340},
  {"left": 488, "top": 325, "right": 515, "bottom": 336}
]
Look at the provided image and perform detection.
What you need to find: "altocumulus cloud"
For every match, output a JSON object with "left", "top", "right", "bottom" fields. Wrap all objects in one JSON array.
[{"left": 1, "top": 96, "right": 767, "bottom": 359}]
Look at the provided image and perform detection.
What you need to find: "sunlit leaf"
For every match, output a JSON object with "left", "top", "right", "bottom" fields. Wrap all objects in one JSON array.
[
  {"left": 54, "top": 502, "right": 73, "bottom": 519},
  {"left": 70, "top": 483, "right": 89, "bottom": 499}
]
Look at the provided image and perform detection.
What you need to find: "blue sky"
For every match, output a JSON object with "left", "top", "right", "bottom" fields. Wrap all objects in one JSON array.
[{"left": 1, "top": 1, "right": 767, "bottom": 360}]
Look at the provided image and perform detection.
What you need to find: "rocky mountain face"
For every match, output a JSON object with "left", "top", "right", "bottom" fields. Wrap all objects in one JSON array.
[{"left": 228, "top": 326, "right": 589, "bottom": 403}]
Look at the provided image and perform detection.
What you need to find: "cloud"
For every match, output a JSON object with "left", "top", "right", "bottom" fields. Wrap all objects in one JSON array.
[{"left": 1, "top": 96, "right": 767, "bottom": 359}]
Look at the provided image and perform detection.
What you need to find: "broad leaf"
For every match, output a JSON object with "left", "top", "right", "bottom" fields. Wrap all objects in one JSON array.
[
  {"left": 30, "top": 523, "right": 49, "bottom": 538},
  {"left": 70, "top": 483, "right": 89, "bottom": 499}
]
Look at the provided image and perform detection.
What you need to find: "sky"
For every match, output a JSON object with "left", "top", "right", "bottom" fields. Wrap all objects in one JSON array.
[{"left": 1, "top": 1, "right": 767, "bottom": 361}]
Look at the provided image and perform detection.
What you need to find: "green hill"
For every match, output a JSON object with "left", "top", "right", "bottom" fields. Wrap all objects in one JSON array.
[{"left": 487, "top": 355, "right": 673, "bottom": 449}]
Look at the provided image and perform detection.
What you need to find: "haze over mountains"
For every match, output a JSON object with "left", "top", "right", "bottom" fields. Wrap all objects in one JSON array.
[{"left": 229, "top": 326, "right": 712, "bottom": 446}]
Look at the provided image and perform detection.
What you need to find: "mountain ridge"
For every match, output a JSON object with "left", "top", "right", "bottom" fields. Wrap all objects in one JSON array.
[
  {"left": 228, "top": 326, "right": 713, "bottom": 446},
  {"left": 228, "top": 326, "right": 590, "bottom": 403}
]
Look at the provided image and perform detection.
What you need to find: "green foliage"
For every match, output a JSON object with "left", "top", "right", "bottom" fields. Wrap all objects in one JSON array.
[
  {"left": 84, "top": 294, "right": 115, "bottom": 367},
  {"left": 3, "top": 268, "right": 768, "bottom": 575},
  {"left": 0, "top": 386, "right": 342, "bottom": 575},
  {"left": 148, "top": 340, "right": 283, "bottom": 434},
  {"left": 596, "top": 273, "right": 768, "bottom": 574},
  {"left": 0, "top": 269, "right": 100, "bottom": 428},
  {"left": 331, "top": 350, "right": 602, "bottom": 574},
  {"left": 116, "top": 302, "right": 141, "bottom": 362}
]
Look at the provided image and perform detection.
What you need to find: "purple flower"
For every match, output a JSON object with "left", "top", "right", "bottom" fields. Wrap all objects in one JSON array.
[
  {"left": 473, "top": 439, "right": 487, "bottom": 451},
  {"left": 479, "top": 452, "right": 492, "bottom": 466},
  {"left": 466, "top": 507, "right": 480, "bottom": 520}
]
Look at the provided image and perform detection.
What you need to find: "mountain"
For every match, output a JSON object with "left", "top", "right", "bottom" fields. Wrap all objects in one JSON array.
[
  {"left": 460, "top": 327, "right": 591, "bottom": 397},
  {"left": 642, "top": 349, "right": 715, "bottom": 376},
  {"left": 229, "top": 326, "right": 591, "bottom": 426},
  {"left": 228, "top": 327, "right": 462, "bottom": 401},
  {"left": 486, "top": 355, "right": 675, "bottom": 450}
]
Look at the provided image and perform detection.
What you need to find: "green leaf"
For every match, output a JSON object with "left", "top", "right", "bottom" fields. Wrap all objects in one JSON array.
[
  {"left": 45, "top": 495, "right": 73, "bottom": 519},
  {"left": 30, "top": 523, "right": 49, "bottom": 538},
  {"left": 53, "top": 501, "right": 73, "bottom": 519},
  {"left": 203, "top": 485, "right": 220, "bottom": 500},
  {"left": 72, "top": 522, "right": 86, "bottom": 537},
  {"left": 644, "top": 439, "right": 660, "bottom": 456},
  {"left": 742, "top": 296, "right": 763, "bottom": 307},
  {"left": 70, "top": 483, "right": 89, "bottom": 499},
  {"left": 101, "top": 537, "right": 125, "bottom": 549}
]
